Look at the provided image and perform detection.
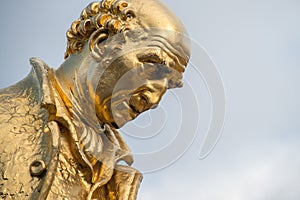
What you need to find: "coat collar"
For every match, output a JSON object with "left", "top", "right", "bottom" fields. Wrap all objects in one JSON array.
[{"left": 29, "top": 57, "right": 138, "bottom": 198}]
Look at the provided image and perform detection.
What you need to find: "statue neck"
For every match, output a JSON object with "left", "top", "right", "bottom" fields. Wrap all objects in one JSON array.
[
  {"left": 54, "top": 45, "right": 90, "bottom": 101},
  {"left": 53, "top": 44, "right": 106, "bottom": 129}
]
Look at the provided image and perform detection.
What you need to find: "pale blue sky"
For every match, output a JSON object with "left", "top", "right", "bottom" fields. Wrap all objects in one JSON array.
[{"left": 1, "top": 1, "right": 300, "bottom": 199}]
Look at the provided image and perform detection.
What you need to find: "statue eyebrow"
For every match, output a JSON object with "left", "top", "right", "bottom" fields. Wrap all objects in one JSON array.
[{"left": 137, "top": 53, "right": 165, "bottom": 65}]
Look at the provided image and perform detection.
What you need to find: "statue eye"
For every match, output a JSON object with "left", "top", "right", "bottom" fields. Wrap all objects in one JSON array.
[
  {"left": 155, "top": 64, "right": 172, "bottom": 74},
  {"left": 138, "top": 53, "right": 173, "bottom": 80},
  {"left": 141, "top": 63, "right": 172, "bottom": 81}
]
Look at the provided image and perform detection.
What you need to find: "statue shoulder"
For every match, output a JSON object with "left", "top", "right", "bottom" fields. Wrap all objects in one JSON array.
[{"left": 0, "top": 59, "right": 58, "bottom": 199}]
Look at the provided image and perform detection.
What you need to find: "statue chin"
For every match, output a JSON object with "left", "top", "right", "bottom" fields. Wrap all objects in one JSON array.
[{"left": 99, "top": 97, "right": 142, "bottom": 129}]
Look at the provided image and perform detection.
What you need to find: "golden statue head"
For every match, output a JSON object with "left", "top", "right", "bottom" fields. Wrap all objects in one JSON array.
[{"left": 58, "top": 0, "right": 190, "bottom": 128}]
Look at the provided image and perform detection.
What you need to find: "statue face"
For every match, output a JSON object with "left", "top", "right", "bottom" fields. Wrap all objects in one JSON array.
[
  {"left": 95, "top": 46, "right": 185, "bottom": 128},
  {"left": 68, "top": 0, "right": 191, "bottom": 129}
]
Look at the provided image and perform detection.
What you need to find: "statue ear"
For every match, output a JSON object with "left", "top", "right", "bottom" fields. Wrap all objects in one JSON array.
[{"left": 89, "top": 28, "right": 109, "bottom": 60}]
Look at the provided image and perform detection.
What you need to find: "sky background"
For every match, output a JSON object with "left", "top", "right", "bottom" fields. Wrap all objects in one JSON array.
[{"left": 1, "top": 0, "right": 300, "bottom": 199}]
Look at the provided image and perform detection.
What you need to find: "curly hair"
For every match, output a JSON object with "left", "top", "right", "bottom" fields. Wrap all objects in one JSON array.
[{"left": 64, "top": 0, "right": 138, "bottom": 59}]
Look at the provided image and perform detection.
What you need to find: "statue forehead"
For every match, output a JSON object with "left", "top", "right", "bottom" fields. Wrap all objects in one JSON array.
[{"left": 127, "top": 0, "right": 190, "bottom": 64}]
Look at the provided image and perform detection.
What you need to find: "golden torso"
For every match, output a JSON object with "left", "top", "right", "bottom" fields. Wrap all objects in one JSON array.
[
  {"left": 0, "top": 60, "right": 141, "bottom": 200},
  {"left": 0, "top": 63, "right": 88, "bottom": 199}
]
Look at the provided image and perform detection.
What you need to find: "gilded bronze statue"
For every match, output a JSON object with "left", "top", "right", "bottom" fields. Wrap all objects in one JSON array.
[{"left": 0, "top": 0, "right": 190, "bottom": 199}]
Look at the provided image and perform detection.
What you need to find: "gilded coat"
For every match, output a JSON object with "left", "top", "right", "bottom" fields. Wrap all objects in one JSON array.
[{"left": 0, "top": 58, "right": 141, "bottom": 200}]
